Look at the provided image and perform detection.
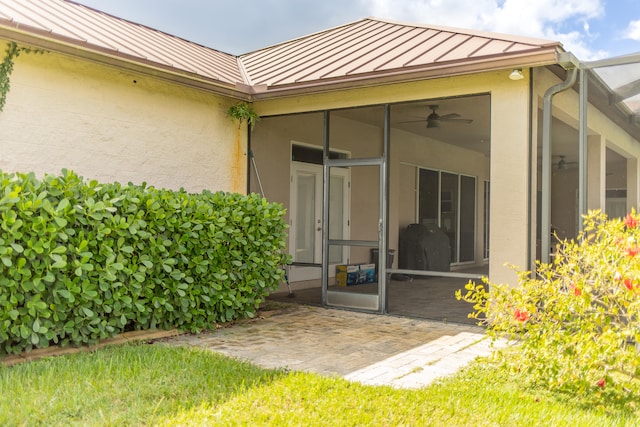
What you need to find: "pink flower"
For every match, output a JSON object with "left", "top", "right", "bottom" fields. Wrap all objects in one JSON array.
[
  {"left": 624, "top": 279, "right": 634, "bottom": 291},
  {"left": 625, "top": 214, "right": 638, "bottom": 228},
  {"left": 514, "top": 309, "right": 530, "bottom": 322},
  {"left": 570, "top": 283, "right": 582, "bottom": 296},
  {"left": 614, "top": 271, "right": 623, "bottom": 281},
  {"left": 596, "top": 378, "right": 606, "bottom": 389}
]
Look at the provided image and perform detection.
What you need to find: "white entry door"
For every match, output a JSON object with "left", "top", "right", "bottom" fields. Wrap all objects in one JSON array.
[{"left": 289, "top": 162, "right": 349, "bottom": 281}]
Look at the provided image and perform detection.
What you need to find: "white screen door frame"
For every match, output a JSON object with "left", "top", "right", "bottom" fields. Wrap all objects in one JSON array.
[{"left": 289, "top": 161, "right": 350, "bottom": 282}]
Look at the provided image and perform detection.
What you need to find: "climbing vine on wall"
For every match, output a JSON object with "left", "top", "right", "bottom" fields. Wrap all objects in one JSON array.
[
  {"left": 0, "top": 42, "right": 42, "bottom": 112},
  {"left": 226, "top": 101, "right": 260, "bottom": 130}
]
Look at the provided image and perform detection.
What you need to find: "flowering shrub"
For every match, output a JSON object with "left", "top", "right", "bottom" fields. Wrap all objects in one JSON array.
[{"left": 457, "top": 210, "right": 640, "bottom": 399}]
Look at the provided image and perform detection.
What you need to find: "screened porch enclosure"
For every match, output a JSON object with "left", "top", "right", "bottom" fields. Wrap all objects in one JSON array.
[{"left": 251, "top": 94, "right": 491, "bottom": 323}]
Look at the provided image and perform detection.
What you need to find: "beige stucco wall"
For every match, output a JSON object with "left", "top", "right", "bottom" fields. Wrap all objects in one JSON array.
[
  {"left": 487, "top": 76, "right": 531, "bottom": 285},
  {"left": 0, "top": 42, "right": 245, "bottom": 193}
]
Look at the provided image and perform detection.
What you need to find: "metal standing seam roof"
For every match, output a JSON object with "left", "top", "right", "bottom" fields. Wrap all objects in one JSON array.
[
  {"left": 0, "top": 0, "right": 243, "bottom": 86},
  {"left": 0, "top": 0, "right": 564, "bottom": 97},
  {"left": 239, "top": 18, "right": 562, "bottom": 89}
]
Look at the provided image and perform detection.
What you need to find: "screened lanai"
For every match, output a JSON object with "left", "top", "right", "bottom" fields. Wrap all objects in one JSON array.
[
  {"left": 263, "top": 53, "right": 640, "bottom": 325},
  {"left": 538, "top": 52, "right": 640, "bottom": 263},
  {"left": 256, "top": 94, "right": 492, "bottom": 325}
]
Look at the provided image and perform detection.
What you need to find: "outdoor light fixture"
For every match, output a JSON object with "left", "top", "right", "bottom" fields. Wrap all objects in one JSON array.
[{"left": 509, "top": 68, "right": 524, "bottom": 80}]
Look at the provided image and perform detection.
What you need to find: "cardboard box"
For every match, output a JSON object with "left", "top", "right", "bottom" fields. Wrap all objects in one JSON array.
[
  {"left": 359, "top": 263, "right": 376, "bottom": 284},
  {"left": 335, "top": 264, "right": 358, "bottom": 286},
  {"left": 335, "top": 263, "right": 376, "bottom": 286}
]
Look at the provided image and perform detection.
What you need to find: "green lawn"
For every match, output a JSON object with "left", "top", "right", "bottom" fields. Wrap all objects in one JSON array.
[{"left": 1, "top": 343, "right": 638, "bottom": 426}]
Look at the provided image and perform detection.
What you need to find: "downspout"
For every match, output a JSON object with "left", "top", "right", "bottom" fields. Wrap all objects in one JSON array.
[
  {"left": 246, "top": 125, "right": 252, "bottom": 195},
  {"left": 527, "top": 67, "right": 534, "bottom": 271},
  {"left": 578, "top": 67, "right": 588, "bottom": 230},
  {"left": 541, "top": 65, "right": 578, "bottom": 264}
]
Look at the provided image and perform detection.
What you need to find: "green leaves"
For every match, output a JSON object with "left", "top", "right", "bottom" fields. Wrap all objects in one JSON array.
[
  {"left": 0, "top": 170, "right": 289, "bottom": 355},
  {"left": 226, "top": 102, "right": 260, "bottom": 130}
]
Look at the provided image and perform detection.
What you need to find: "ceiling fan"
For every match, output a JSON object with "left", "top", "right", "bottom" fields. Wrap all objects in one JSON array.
[
  {"left": 554, "top": 155, "right": 577, "bottom": 170},
  {"left": 400, "top": 105, "right": 473, "bottom": 128}
]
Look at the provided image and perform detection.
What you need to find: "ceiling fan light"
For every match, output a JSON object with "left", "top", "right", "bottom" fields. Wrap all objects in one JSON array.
[
  {"left": 509, "top": 68, "right": 524, "bottom": 80},
  {"left": 558, "top": 158, "right": 567, "bottom": 169},
  {"left": 426, "top": 119, "right": 440, "bottom": 128}
]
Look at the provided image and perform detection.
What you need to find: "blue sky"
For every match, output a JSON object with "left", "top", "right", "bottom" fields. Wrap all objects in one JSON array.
[{"left": 76, "top": 0, "right": 640, "bottom": 60}]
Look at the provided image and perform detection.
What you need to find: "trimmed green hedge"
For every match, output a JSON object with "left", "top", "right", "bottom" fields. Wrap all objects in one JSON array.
[{"left": 0, "top": 170, "right": 289, "bottom": 355}]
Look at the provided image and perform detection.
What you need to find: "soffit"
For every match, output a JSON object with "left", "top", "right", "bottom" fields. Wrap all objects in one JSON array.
[
  {"left": 0, "top": 0, "right": 243, "bottom": 86},
  {"left": 239, "top": 18, "right": 563, "bottom": 90}
]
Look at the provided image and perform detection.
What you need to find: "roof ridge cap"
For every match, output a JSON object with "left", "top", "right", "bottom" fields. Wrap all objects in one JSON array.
[{"left": 236, "top": 55, "right": 252, "bottom": 85}]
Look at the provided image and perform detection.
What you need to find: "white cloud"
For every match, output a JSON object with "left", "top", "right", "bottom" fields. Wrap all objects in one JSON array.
[
  {"left": 362, "top": 0, "right": 606, "bottom": 59},
  {"left": 624, "top": 20, "right": 640, "bottom": 41}
]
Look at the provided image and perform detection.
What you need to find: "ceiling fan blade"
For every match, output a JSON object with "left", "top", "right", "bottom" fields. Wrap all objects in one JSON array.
[
  {"left": 439, "top": 118, "right": 473, "bottom": 124},
  {"left": 438, "top": 113, "right": 461, "bottom": 120},
  {"left": 396, "top": 119, "right": 427, "bottom": 124}
]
